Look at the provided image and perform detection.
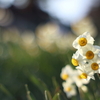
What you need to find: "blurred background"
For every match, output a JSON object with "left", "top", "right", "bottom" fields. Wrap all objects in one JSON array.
[{"left": 0, "top": 0, "right": 100, "bottom": 100}]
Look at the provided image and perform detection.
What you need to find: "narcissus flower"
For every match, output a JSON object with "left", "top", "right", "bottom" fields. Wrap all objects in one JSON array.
[
  {"left": 61, "top": 65, "right": 89, "bottom": 88},
  {"left": 62, "top": 80, "right": 77, "bottom": 98},
  {"left": 72, "top": 70, "right": 89, "bottom": 87},
  {"left": 76, "top": 66, "right": 95, "bottom": 80},
  {"left": 71, "top": 50, "right": 85, "bottom": 66},
  {"left": 73, "top": 32, "right": 94, "bottom": 49},
  {"left": 79, "top": 44, "right": 100, "bottom": 60},
  {"left": 71, "top": 32, "right": 100, "bottom": 81},
  {"left": 62, "top": 32, "right": 100, "bottom": 98},
  {"left": 83, "top": 60, "right": 100, "bottom": 74},
  {"left": 60, "top": 65, "right": 74, "bottom": 80}
]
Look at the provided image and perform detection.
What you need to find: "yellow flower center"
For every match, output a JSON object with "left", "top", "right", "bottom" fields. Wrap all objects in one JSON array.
[
  {"left": 78, "top": 37, "right": 87, "bottom": 46},
  {"left": 85, "top": 51, "right": 94, "bottom": 59},
  {"left": 71, "top": 58, "right": 79, "bottom": 66},
  {"left": 80, "top": 73, "right": 87, "bottom": 79},
  {"left": 91, "top": 63, "right": 99, "bottom": 70},
  {"left": 66, "top": 87, "right": 72, "bottom": 92},
  {"left": 61, "top": 74, "right": 69, "bottom": 80},
  {"left": 78, "top": 75, "right": 82, "bottom": 79}
]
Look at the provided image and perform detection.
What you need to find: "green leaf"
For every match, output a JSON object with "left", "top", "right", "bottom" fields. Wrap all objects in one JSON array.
[
  {"left": 0, "top": 83, "right": 15, "bottom": 99},
  {"left": 25, "top": 84, "right": 34, "bottom": 100},
  {"left": 45, "top": 90, "right": 52, "bottom": 100},
  {"left": 29, "top": 75, "right": 48, "bottom": 93},
  {"left": 52, "top": 93, "right": 60, "bottom": 100}
]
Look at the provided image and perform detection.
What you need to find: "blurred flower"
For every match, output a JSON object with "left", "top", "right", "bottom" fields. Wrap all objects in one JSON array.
[
  {"left": 60, "top": 64, "right": 89, "bottom": 98},
  {"left": 2, "top": 27, "right": 21, "bottom": 43},
  {"left": 36, "top": 22, "right": 60, "bottom": 53},
  {"left": 0, "top": 9, "right": 13, "bottom": 26},
  {"left": 71, "top": 17, "right": 97, "bottom": 37},
  {"left": 60, "top": 65, "right": 74, "bottom": 81},
  {"left": 62, "top": 80, "right": 77, "bottom": 98},
  {"left": 55, "top": 33, "right": 76, "bottom": 52},
  {"left": 73, "top": 70, "right": 89, "bottom": 88},
  {"left": 21, "top": 31, "right": 40, "bottom": 56},
  {"left": 0, "top": 9, "right": 6, "bottom": 21},
  {"left": 36, "top": 22, "right": 76, "bottom": 53},
  {"left": 21, "top": 31, "right": 36, "bottom": 46}
]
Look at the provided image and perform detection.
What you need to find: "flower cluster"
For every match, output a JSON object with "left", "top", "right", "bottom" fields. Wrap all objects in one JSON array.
[
  {"left": 71, "top": 32, "right": 100, "bottom": 80},
  {"left": 60, "top": 65, "right": 89, "bottom": 98}
]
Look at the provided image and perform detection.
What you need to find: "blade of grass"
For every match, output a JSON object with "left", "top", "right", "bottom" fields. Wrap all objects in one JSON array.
[
  {"left": 0, "top": 83, "right": 15, "bottom": 99},
  {"left": 29, "top": 75, "right": 48, "bottom": 93},
  {"left": 45, "top": 90, "right": 52, "bottom": 100},
  {"left": 25, "top": 84, "right": 36, "bottom": 100},
  {"left": 52, "top": 93, "right": 61, "bottom": 100}
]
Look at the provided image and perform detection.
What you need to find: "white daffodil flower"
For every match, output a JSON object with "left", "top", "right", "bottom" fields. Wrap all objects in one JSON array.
[
  {"left": 79, "top": 44, "right": 100, "bottom": 61},
  {"left": 60, "top": 65, "right": 74, "bottom": 81},
  {"left": 71, "top": 32, "right": 100, "bottom": 81},
  {"left": 71, "top": 50, "right": 85, "bottom": 66},
  {"left": 76, "top": 65, "right": 95, "bottom": 81},
  {"left": 84, "top": 60, "right": 100, "bottom": 74},
  {"left": 73, "top": 32, "right": 94, "bottom": 49},
  {"left": 72, "top": 70, "right": 89, "bottom": 87},
  {"left": 62, "top": 81, "right": 77, "bottom": 98}
]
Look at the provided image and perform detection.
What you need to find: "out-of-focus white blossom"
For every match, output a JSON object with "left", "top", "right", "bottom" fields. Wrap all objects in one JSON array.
[
  {"left": 60, "top": 65, "right": 74, "bottom": 81},
  {"left": 20, "top": 31, "right": 40, "bottom": 56},
  {"left": 60, "top": 65, "right": 89, "bottom": 98},
  {"left": 62, "top": 81, "right": 77, "bottom": 98},
  {"left": 55, "top": 33, "right": 76, "bottom": 51},
  {"left": 72, "top": 17, "right": 97, "bottom": 37},
  {"left": 72, "top": 70, "right": 89, "bottom": 87},
  {"left": 36, "top": 22, "right": 76, "bottom": 53}
]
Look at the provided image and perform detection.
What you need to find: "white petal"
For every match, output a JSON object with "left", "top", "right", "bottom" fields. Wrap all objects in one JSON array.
[{"left": 72, "top": 39, "right": 79, "bottom": 49}]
